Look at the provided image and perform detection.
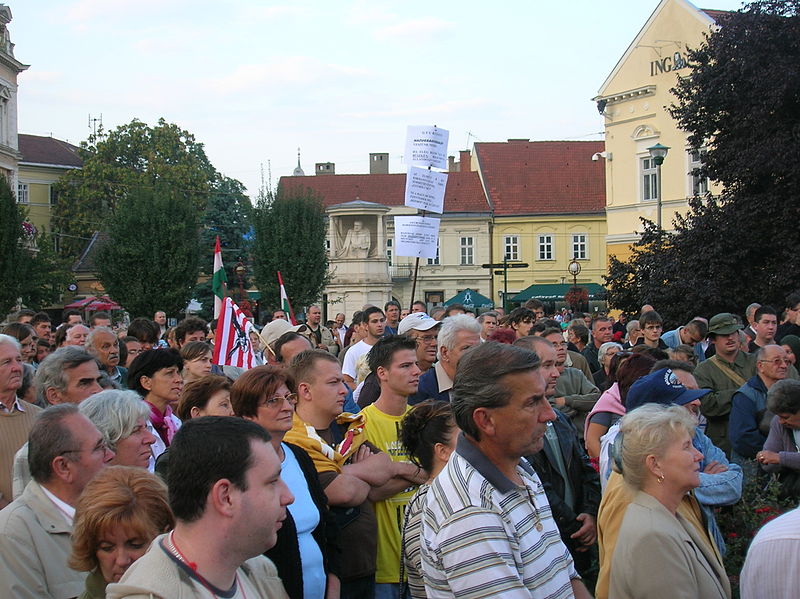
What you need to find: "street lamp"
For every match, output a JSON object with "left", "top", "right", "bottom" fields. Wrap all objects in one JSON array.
[
  {"left": 648, "top": 143, "right": 670, "bottom": 229},
  {"left": 567, "top": 259, "right": 582, "bottom": 314}
]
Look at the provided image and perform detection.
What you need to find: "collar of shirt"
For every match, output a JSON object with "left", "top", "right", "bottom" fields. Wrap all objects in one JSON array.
[
  {"left": 40, "top": 485, "right": 75, "bottom": 525},
  {"left": 0, "top": 396, "right": 26, "bottom": 413},
  {"left": 434, "top": 361, "right": 454, "bottom": 394},
  {"left": 455, "top": 432, "right": 536, "bottom": 494}
]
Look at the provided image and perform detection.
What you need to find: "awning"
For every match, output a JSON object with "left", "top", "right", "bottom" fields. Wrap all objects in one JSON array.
[
  {"left": 444, "top": 288, "right": 494, "bottom": 309},
  {"left": 63, "top": 295, "right": 122, "bottom": 311},
  {"left": 511, "top": 283, "right": 606, "bottom": 302}
]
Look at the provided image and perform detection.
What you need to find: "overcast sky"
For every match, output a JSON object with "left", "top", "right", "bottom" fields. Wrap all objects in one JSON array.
[{"left": 11, "top": 0, "right": 745, "bottom": 198}]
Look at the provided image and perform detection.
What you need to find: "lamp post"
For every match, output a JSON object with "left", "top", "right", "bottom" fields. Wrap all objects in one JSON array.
[
  {"left": 568, "top": 259, "right": 581, "bottom": 314},
  {"left": 648, "top": 143, "right": 670, "bottom": 229}
]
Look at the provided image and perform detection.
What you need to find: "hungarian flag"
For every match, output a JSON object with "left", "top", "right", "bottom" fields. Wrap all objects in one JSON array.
[
  {"left": 212, "top": 236, "right": 227, "bottom": 319},
  {"left": 278, "top": 271, "right": 297, "bottom": 325},
  {"left": 213, "top": 296, "right": 255, "bottom": 368}
]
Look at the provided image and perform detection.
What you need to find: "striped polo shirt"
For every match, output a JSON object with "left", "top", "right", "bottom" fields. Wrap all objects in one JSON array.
[{"left": 420, "top": 433, "right": 578, "bottom": 599}]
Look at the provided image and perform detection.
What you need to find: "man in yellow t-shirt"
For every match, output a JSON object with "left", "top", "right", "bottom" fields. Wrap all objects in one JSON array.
[{"left": 362, "top": 336, "right": 428, "bottom": 598}]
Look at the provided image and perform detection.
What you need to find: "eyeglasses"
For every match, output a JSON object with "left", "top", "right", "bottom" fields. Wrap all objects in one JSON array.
[
  {"left": 759, "top": 358, "right": 790, "bottom": 366},
  {"left": 414, "top": 334, "right": 438, "bottom": 345},
  {"left": 60, "top": 439, "right": 110, "bottom": 457},
  {"left": 259, "top": 392, "right": 298, "bottom": 408}
]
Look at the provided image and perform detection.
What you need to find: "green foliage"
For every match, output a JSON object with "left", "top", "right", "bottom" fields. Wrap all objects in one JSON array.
[
  {"left": 191, "top": 176, "right": 254, "bottom": 320},
  {"left": 0, "top": 176, "right": 24, "bottom": 312},
  {"left": 605, "top": 1, "right": 800, "bottom": 327},
  {"left": 715, "top": 468, "right": 793, "bottom": 597},
  {"left": 51, "top": 118, "right": 217, "bottom": 258},
  {"left": 96, "top": 185, "right": 200, "bottom": 317},
  {"left": 252, "top": 185, "right": 329, "bottom": 311},
  {"left": 15, "top": 231, "right": 74, "bottom": 311}
]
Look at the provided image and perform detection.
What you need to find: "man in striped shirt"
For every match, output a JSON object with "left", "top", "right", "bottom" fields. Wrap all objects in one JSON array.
[{"left": 420, "top": 342, "right": 591, "bottom": 599}]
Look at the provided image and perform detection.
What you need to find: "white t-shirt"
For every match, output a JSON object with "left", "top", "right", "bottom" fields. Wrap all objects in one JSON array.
[{"left": 342, "top": 340, "right": 372, "bottom": 380}]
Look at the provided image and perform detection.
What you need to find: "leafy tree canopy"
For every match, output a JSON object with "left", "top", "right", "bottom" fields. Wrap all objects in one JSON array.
[
  {"left": 606, "top": 1, "right": 800, "bottom": 326},
  {"left": 96, "top": 184, "right": 200, "bottom": 317},
  {"left": 252, "top": 186, "right": 329, "bottom": 312},
  {"left": 52, "top": 118, "right": 217, "bottom": 258}
]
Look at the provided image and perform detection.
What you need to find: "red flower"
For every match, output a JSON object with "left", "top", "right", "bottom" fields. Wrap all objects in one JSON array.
[
  {"left": 754, "top": 506, "right": 776, "bottom": 514},
  {"left": 727, "top": 532, "right": 738, "bottom": 539}
]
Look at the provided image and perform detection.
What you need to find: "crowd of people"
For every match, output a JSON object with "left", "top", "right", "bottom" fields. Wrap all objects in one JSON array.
[{"left": 2, "top": 293, "right": 800, "bottom": 598}]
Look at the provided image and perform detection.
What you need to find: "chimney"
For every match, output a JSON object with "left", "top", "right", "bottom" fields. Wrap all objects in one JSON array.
[
  {"left": 459, "top": 150, "right": 471, "bottom": 172},
  {"left": 369, "top": 152, "right": 389, "bottom": 174},
  {"left": 315, "top": 162, "right": 335, "bottom": 175},
  {"left": 448, "top": 155, "right": 456, "bottom": 172}
]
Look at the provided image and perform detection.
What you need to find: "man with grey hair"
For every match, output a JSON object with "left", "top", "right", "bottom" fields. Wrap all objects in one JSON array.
[
  {"left": 0, "top": 404, "right": 114, "bottom": 598},
  {"left": 0, "top": 335, "right": 42, "bottom": 508},
  {"left": 477, "top": 310, "right": 498, "bottom": 342},
  {"left": 85, "top": 326, "right": 127, "bottom": 388},
  {"left": 743, "top": 302, "right": 761, "bottom": 344},
  {"left": 421, "top": 342, "right": 590, "bottom": 598},
  {"left": 13, "top": 348, "right": 104, "bottom": 498},
  {"left": 411, "top": 314, "right": 481, "bottom": 404}
]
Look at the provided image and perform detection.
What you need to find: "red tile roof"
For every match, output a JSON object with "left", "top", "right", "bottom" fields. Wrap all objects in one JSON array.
[
  {"left": 701, "top": 9, "right": 734, "bottom": 22},
  {"left": 473, "top": 140, "right": 606, "bottom": 216},
  {"left": 278, "top": 170, "right": 489, "bottom": 214},
  {"left": 18, "top": 134, "right": 83, "bottom": 168}
]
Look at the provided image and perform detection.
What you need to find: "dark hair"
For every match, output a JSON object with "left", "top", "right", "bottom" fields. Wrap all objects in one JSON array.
[
  {"left": 685, "top": 319, "right": 708, "bottom": 339},
  {"left": 127, "top": 318, "right": 160, "bottom": 344},
  {"left": 754, "top": 305, "right": 778, "bottom": 322},
  {"left": 401, "top": 400, "right": 455, "bottom": 472},
  {"left": 127, "top": 349, "right": 183, "bottom": 396},
  {"left": 568, "top": 322, "right": 589, "bottom": 344},
  {"left": 363, "top": 306, "right": 385, "bottom": 324},
  {"left": 411, "top": 301, "right": 426, "bottom": 311},
  {"left": 630, "top": 345, "right": 670, "bottom": 361},
  {"left": 443, "top": 304, "right": 465, "bottom": 317},
  {"left": 31, "top": 312, "right": 51, "bottom": 326},
  {"left": 367, "top": 335, "right": 418, "bottom": 373},
  {"left": 2, "top": 322, "right": 34, "bottom": 342},
  {"left": 89, "top": 312, "right": 111, "bottom": 326},
  {"left": 230, "top": 365, "right": 290, "bottom": 419},
  {"left": 167, "top": 417, "right": 271, "bottom": 522},
  {"left": 289, "top": 349, "right": 339, "bottom": 386},
  {"left": 452, "top": 342, "right": 540, "bottom": 440},
  {"left": 652, "top": 359, "right": 695, "bottom": 374},
  {"left": 639, "top": 310, "right": 663, "bottom": 327},
  {"left": 53, "top": 324, "right": 71, "bottom": 348},
  {"left": 177, "top": 375, "right": 231, "bottom": 421},
  {"left": 538, "top": 326, "right": 563, "bottom": 339},
  {"left": 174, "top": 317, "right": 208, "bottom": 345},
  {"left": 274, "top": 332, "right": 312, "bottom": 363},
  {"left": 507, "top": 307, "right": 535, "bottom": 326},
  {"left": 179, "top": 340, "right": 212, "bottom": 362},
  {"left": 28, "top": 404, "right": 80, "bottom": 483},
  {"left": 785, "top": 292, "right": 800, "bottom": 311},
  {"left": 616, "top": 353, "right": 657, "bottom": 406},
  {"left": 62, "top": 309, "right": 81, "bottom": 323},
  {"left": 384, "top": 300, "right": 401, "bottom": 312},
  {"left": 523, "top": 299, "right": 544, "bottom": 312}
]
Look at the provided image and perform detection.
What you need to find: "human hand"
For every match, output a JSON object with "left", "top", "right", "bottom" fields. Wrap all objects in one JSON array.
[
  {"left": 703, "top": 460, "right": 728, "bottom": 474},
  {"left": 570, "top": 513, "right": 597, "bottom": 548},
  {"left": 757, "top": 450, "right": 780, "bottom": 465}
]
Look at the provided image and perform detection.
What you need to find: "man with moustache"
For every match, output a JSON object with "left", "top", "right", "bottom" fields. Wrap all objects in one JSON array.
[{"left": 85, "top": 327, "right": 127, "bottom": 388}]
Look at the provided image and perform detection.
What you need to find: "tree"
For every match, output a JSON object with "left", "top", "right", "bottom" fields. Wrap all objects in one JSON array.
[
  {"left": 252, "top": 186, "right": 329, "bottom": 311},
  {"left": 191, "top": 175, "right": 254, "bottom": 320},
  {"left": 51, "top": 118, "right": 217, "bottom": 258},
  {"left": 0, "top": 176, "right": 26, "bottom": 312},
  {"left": 96, "top": 185, "right": 200, "bottom": 317},
  {"left": 606, "top": 1, "right": 800, "bottom": 326}
]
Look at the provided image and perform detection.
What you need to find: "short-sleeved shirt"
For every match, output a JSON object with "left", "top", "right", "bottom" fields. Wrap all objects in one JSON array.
[{"left": 342, "top": 340, "right": 372, "bottom": 380}]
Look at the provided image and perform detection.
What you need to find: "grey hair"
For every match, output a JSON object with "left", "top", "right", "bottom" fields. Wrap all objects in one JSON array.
[
  {"left": 477, "top": 311, "right": 498, "bottom": 324},
  {"left": 34, "top": 347, "right": 97, "bottom": 403},
  {"left": 617, "top": 404, "right": 696, "bottom": 491},
  {"left": 512, "top": 335, "right": 554, "bottom": 355},
  {"left": 85, "top": 326, "right": 117, "bottom": 352},
  {"left": 0, "top": 333, "right": 21, "bottom": 352},
  {"left": 437, "top": 314, "right": 481, "bottom": 360},
  {"left": 79, "top": 390, "right": 150, "bottom": 452},
  {"left": 28, "top": 403, "right": 81, "bottom": 483},
  {"left": 767, "top": 379, "right": 800, "bottom": 415},
  {"left": 452, "top": 342, "right": 540, "bottom": 441},
  {"left": 598, "top": 342, "right": 624, "bottom": 363},
  {"left": 626, "top": 320, "right": 640, "bottom": 334}
]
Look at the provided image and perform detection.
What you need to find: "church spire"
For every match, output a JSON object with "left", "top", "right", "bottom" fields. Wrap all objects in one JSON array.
[{"left": 293, "top": 147, "right": 305, "bottom": 176}]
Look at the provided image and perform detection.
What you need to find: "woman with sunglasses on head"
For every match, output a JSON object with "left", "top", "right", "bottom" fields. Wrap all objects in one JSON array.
[{"left": 231, "top": 365, "right": 339, "bottom": 599}]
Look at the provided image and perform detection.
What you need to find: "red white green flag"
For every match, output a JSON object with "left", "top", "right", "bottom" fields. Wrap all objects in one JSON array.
[
  {"left": 212, "top": 236, "right": 227, "bottom": 319},
  {"left": 213, "top": 296, "right": 255, "bottom": 368},
  {"left": 278, "top": 271, "right": 297, "bottom": 325}
]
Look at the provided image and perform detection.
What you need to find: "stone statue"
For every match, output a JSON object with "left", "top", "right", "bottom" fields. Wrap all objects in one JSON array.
[{"left": 338, "top": 220, "right": 371, "bottom": 258}]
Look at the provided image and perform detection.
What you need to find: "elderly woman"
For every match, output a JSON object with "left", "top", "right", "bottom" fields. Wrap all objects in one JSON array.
[
  {"left": 69, "top": 466, "right": 174, "bottom": 599},
  {"left": 231, "top": 365, "right": 337, "bottom": 599},
  {"left": 2, "top": 322, "right": 37, "bottom": 365},
  {"left": 758, "top": 379, "right": 800, "bottom": 499},
  {"left": 179, "top": 341, "right": 213, "bottom": 384},
  {"left": 127, "top": 349, "right": 183, "bottom": 460},
  {"left": 608, "top": 404, "right": 731, "bottom": 599},
  {"left": 400, "top": 400, "right": 457, "bottom": 599},
  {"left": 593, "top": 341, "right": 623, "bottom": 390},
  {"left": 780, "top": 334, "right": 800, "bottom": 366},
  {"left": 79, "top": 390, "right": 157, "bottom": 469}
]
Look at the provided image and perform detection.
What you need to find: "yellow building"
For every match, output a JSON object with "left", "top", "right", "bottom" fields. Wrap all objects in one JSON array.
[
  {"left": 593, "top": 0, "right": 728, "bottom": 261},
  {"left": 17, "top": 134, "right": 82, "bottom": 234},
  {"left": 472, "top": 140, "right": 608, "bottom": 311}
]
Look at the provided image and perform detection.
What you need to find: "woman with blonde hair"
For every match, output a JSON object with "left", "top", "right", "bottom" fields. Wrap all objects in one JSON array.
[
  {"left": 608, "top": 404, "right": 730, "bottom": 598},
  {"left": 69, "top": 466, "right": 174, "bottom": 599}
]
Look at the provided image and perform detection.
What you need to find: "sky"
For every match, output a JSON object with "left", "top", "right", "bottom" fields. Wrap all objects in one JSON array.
[{"left": 10, "top": 0, "right": 746, "bottom": 199}]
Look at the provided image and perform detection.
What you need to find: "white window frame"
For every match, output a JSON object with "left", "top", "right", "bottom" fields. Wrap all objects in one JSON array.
[
  {"left": 17, "top": 182, "right": 28, "bottom": 204},
  {"left": 427, "top": 241, "right": 440, "bottom": 265},
  {"left": 571, "top": 233, "right": 588, "bottom": 260},
  {"left": 504, "top": 235, "right": 519, "bottom": 261},
  {"left": 460, "top": 236, "right": 474, "bottom": 265},
  {"left": 641, "top": 157, "right": 658, "bottom": 202},
  {"left": 386, "top": 238, "right": 393, "bottom": 266},
  {"left": 689, "top": 149, "right": 709, "bottom": 196},
  {"left": 537, "top": 234, "right": 553, "bottom": 261}
]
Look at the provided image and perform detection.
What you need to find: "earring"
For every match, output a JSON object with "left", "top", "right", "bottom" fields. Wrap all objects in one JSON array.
[{"left": 657, "top": 474, "right": 665, "bottom": 484}]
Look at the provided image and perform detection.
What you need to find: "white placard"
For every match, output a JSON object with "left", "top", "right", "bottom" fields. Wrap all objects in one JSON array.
[
  {"left": 405, "top": 125, "right": 449, "bottom": 170},
  {"left": 404, "top": 167, "right": 448, "bottom": 213},
  {"left": 394, "top": 216, "right": 441, "bottom": 259}
]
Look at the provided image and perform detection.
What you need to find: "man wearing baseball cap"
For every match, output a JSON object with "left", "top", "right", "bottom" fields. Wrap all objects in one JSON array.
[
  {"left": 398, "top": 312, "right": 441, "bottom": 374},
  {"left": 693, "top": 313, "right": 757, "bottom": 454}
]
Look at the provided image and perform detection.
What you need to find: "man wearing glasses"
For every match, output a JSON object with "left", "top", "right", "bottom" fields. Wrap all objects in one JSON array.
[
  {"left": 398, "top": 312, "right": 441, "bottom": 374},
  {"left": 0, "top": 404, "right": 114, "bottom": 598}
]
